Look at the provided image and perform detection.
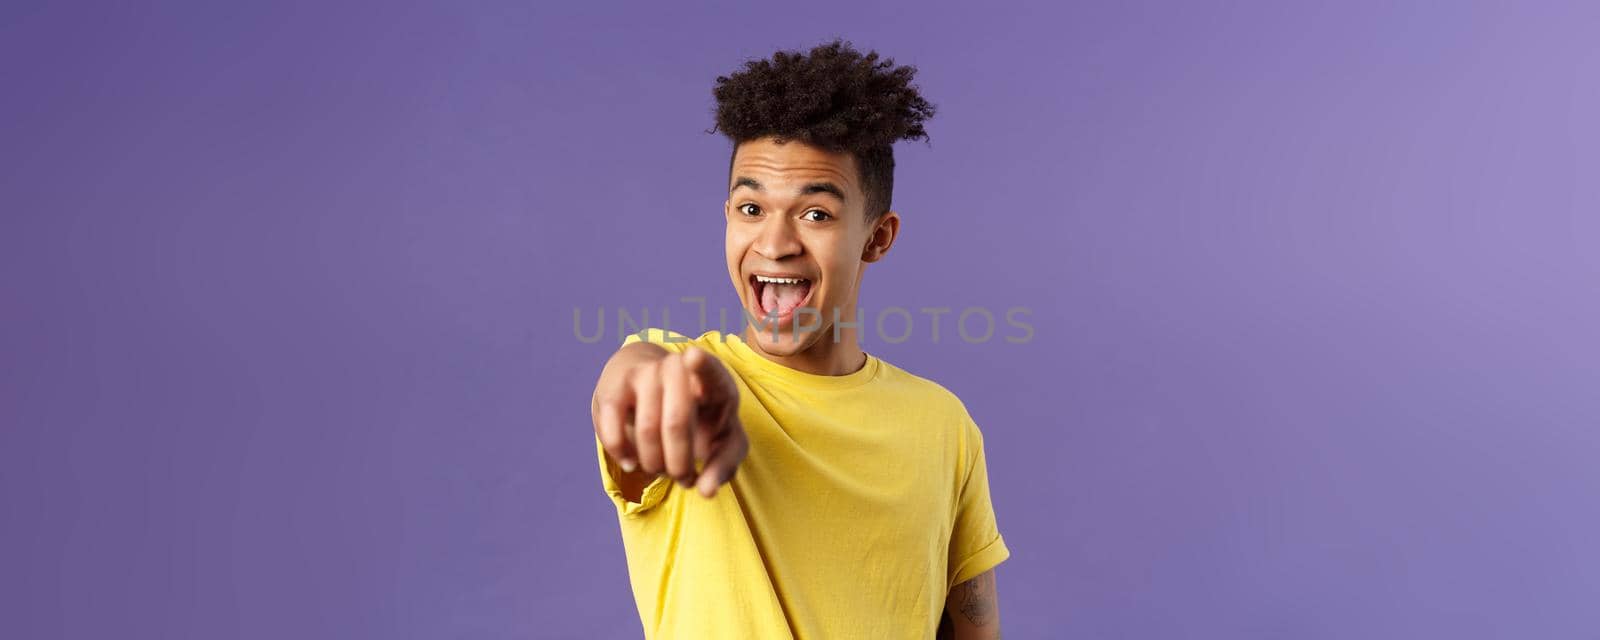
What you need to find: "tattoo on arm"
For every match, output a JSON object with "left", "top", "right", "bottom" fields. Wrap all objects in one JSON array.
[{"left": 955, "top": 570, "right": 996, "bottom": 627}]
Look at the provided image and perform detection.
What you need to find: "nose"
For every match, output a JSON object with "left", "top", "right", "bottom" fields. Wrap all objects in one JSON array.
[{"left": 752, "top": 214, "right": 802, "bottom": 260}]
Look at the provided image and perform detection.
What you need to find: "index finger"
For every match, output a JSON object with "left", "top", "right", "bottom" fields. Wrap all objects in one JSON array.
[{"left": 683, "top": 346, "right": 736, "bottom": 403}]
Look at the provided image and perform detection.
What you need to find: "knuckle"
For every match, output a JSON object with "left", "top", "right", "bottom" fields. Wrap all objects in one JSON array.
[
  {"left": 596, "top": 390, "right": 626, "bottom": 408},
  {"left": 632, "top": 377, "right": 658, "bottom": 398},
  {"left": 634, "top": 417, "right": 659, "bottom": 438},
  {"left": 662, "top": 415, "right": 689, "bottom": 436}
]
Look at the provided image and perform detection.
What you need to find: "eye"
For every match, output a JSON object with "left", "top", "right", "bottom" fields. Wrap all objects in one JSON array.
[
  {"left": 738, "top": 203, "right": 761, "bottom": 216},
  {"left": 801, "top": 209, "right": 832, "bottom": 222}
]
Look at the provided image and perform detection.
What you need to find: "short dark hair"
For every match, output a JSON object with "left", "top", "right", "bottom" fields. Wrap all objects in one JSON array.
[{"left": 711, "top": 39, "right": 936, "bottom": 221}]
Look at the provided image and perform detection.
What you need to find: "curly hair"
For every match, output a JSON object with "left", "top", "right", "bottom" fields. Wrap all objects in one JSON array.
[{"left": 710, "top": 38, "right": 936, "bottom": 221}]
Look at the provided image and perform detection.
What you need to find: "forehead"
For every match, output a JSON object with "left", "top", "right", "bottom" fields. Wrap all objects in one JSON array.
[{"left": 729, "top": 138, "right": 860, "bottom": 195}]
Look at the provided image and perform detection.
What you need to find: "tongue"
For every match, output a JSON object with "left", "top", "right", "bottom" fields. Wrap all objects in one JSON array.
[{"left": 761, "top": 282, "right": 809, "bottom": 316}]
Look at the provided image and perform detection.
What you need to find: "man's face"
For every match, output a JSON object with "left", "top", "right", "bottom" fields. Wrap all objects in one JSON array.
[{"left": 724, "top": 136, "right": 893, "bottom": 357}]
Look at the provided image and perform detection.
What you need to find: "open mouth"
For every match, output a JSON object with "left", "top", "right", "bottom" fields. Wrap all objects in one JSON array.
[{"left": 749, "top": 274, "right": 814, "bottom": 322}]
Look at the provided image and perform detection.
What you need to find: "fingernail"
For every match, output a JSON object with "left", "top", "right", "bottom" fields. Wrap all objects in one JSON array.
[{"left": 620, "top": 458, "right": 637, "bottom": 472}]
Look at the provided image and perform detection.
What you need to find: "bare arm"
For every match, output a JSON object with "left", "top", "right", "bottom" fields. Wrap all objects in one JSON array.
[{"left": 940, "top": 569, "right": 1000, "bottom": 639}]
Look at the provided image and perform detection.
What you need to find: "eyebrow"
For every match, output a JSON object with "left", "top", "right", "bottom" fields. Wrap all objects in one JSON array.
[{"left": 730, "top": 176, "right": 847, "bottom": 203}]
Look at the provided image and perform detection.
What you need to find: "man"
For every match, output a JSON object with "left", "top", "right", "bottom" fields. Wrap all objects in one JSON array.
[{"left": 591, "top": 39, "right": 1008, "bottom": 639}]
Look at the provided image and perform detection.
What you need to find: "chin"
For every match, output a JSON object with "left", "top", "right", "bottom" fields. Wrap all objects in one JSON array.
[{"left": 748, "top": 327, "right": 814, "bottom": 356}]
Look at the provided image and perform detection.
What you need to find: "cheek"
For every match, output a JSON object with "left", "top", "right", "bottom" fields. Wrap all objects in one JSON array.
[
  {"left": 813, "top": 246, "right": 860, "bottom": 295},
  {"left": 726, "top": 228, "right": 752, "bottom": 278}
]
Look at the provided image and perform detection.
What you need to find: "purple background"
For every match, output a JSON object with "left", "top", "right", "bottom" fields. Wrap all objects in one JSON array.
[{"left": 3, "top": 1, "right": 1597, "bottom": 638}]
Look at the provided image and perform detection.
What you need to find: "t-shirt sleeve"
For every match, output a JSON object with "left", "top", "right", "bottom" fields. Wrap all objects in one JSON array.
[
  {"left": 947, "top": 417, "right": 1010, "bottom": 590},
  {"left": 597, "top": 433, "right": 673, "bottom": 516},
  {"left": 595, "top": 327, "right": 694, "bottom": 516}
]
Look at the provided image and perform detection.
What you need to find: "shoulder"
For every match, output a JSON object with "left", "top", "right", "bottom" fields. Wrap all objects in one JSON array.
[
  {"left": 873, "top": 358, "right": 985, "bottom": 441},
  {"left": 872, "top": 359, "right": 995, "bottom": 488},
  {"left": 875, "top": 359, "right": 971, "bottom": 413}
]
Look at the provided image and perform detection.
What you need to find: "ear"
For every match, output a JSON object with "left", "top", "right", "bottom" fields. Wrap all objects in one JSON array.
[{"left": 861, "top": 210, "right": 900, "bottom": 263}]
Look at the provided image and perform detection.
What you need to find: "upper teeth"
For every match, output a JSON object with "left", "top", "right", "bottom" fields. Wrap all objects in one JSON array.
[{"left": 755, "top": 275, "right": 807, "bottom": 284}]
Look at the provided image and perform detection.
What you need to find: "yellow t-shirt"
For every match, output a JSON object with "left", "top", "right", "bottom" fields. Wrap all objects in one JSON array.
[{"left": 595, "top": 328, "right": 1010, "bottom": 639}]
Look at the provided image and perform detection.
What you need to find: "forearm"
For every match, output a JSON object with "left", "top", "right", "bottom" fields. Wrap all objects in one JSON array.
[{"left": 943, "top": 569, "right": 1000, "bottom": 639}]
